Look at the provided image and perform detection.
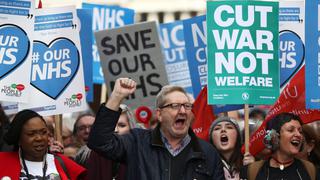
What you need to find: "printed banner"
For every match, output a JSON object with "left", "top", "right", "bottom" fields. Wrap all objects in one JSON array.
[
  {"left": 82, "top": 3, "right": 135, "bottom": 84},
  {"left": 95, "top": 21, "right": 169, "bottom": 113},
  {"left": 77, "top": 9, "right": 93, "bottom": 102},
  {"left": 159, "top": 20, "right": 193, "bottom": 95},
  {"left": 279, "top": 1, "right": 304, "bottom": 87},
  {"left": 207, "top": 1, "right": 279, "bottom": 105},
  {"left": 305, "top": 0, "right": 320, "bottom": 109},
  {"left": 19, "top": 6, "right": 87, "bottom": 116},
  {"left": 192, "top": 86, "right": 215, "bottom": 141},
  {"left": 0, "top": 0, "right": 34, "bottom": 103}
]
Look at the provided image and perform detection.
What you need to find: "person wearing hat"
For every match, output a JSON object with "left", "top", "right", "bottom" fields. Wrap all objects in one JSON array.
[
  {"left": 209, "top": 116, "right": 255, "bottom": 180},
  {"left": 0, "top": 109, "right": 87, "bottom": 180},
  {"left": 240, "top": 112, "right": 318, "bottom": 180}
]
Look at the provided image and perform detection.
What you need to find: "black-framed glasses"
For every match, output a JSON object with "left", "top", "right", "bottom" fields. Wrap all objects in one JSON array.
[{"left": 159, "top": 103, "right": 193, "bottom": 110}]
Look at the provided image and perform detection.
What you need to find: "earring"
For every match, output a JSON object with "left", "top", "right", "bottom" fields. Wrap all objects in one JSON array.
[{"left": 263, "top": 129, "right": 279, "bottom": 151}]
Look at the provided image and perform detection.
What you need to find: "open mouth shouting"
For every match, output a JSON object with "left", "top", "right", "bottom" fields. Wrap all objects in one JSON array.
[
  {"left": 220, "top": 134, "right": 229, "bottom": 146},
  {"left": 174, "top": 118, "right": 186, "bottom": 130}
]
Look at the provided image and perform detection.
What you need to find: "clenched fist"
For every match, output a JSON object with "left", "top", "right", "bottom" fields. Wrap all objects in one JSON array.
[{"left": 106, "top": 78, "right": 136, "bottom": 111}]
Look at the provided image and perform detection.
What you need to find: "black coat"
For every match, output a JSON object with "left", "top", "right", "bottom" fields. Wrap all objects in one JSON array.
[
  {"left": 88, "top": 105, "right": 224, "bottom": 180},
  {"left": 0, "top": 124, "right": 13, "bottom": 152}
]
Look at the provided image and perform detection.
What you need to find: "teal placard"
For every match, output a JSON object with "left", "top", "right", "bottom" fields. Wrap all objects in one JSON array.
[{"left": 207, "top": 0, "right": 279, "bottom": 105}]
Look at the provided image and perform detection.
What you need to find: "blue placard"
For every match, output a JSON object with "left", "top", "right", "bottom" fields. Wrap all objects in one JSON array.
[
  {"left": 82, "top": 3, "right": 135, "bottom": 84},
  {"left": 305, "top": 0, "right": 320, "bottom": 109},
  {"left": 183, "top": 15, "right": 206, "bottom": 98},
  {"left": 0, "top": 24, "right": 29, "bottom": 79},
  {"left": 77, "top": 9, "right": 93, "bottom": 102},
  {"left": 159, "top": 20, "right": 193, "bottom": 96}
]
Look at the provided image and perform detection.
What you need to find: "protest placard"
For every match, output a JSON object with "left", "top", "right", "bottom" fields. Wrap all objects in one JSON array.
[
  {"left": 183, "top": 15, "right": 244, "bottom": 113},
  {"left": 207, "top": 1, "right": 279, "bottom": 105},
  {"left": 183, "top": 15, "right": 206, "bottom": 97},
  {"left": 95, "top": 21, "right": 169, "bottom": 113},
  {"left": 77, "top": 9, "right": 93, "bottom": 102},
  {"left": 82, "top": 3, "right": 134, "bottom": 84},
  {"left": 19, "top": 6, "right": 87, "bottom": 116},
  {"left": 159, "top": 20, "right": 193, "bottom": 95},
  {"left": 279, "top": 1, "right": 304, "bottom": 87},
  {"left": 305, "top": 0, "right": 320, "bottom": 109},
  {"left": 0, "top": 0, "right": 34, "bottom": 103}
]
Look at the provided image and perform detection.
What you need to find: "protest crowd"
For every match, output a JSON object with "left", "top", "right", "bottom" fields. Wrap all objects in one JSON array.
[
  {"left": 1, "top": 0, "right": 320, "bottom": 180},
  {"left": 1, "top": 76, "right": 320, "bottom": 179}
]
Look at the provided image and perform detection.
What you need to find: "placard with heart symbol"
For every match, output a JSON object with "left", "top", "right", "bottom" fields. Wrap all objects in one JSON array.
[
  {"left": 279, "top": 30, "right": 304, "bottom": 87},
  {"left": 31, "top": 38, "right": 79, "bottom": 99},
  {"left": 0, "top": 24, "right": 29, "bottom": 79}
]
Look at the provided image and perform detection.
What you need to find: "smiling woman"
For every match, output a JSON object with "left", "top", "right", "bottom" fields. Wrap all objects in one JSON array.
[
  {"left": 0, "top": 109, "right": 86, "bottom": 180},
  {"left": 241, "top": 113, "right": 318, "bottom": 180}
]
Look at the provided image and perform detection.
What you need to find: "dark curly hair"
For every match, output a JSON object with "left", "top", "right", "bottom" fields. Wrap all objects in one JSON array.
[{"left": 4, "top": 109, "right": 46, "bottom": 148}]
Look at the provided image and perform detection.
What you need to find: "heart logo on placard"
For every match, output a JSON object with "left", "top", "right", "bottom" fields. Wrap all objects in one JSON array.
[
  {"left": 0, "top": 24, "right": 30, "bottom": 80},
  {"left": 279, "top": 30, "right": 304, "bottom": 87},
  {"left": 31, "top": 38, "right": 79, "bottom": 99}
]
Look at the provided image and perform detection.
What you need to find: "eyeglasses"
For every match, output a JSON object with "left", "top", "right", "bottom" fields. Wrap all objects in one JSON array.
[
  {"left": 77, "top": 125, "right": 92, "bottom": 132},
  {"left": 159, "top": 103, "right": 193, "bottom": 110}
]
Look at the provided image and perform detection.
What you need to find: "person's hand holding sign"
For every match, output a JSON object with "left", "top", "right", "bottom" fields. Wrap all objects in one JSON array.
[{"left": 106, "top": 78, "right": 136, "bottom": 111}]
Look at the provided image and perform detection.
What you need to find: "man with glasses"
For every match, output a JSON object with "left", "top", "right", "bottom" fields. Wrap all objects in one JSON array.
[
  {"left": 73, "top": 113, "right": 95, "bottom": 167},
  {"left": 88, "top": 77, "right": 224, "bottom": 180},
  {"left": 73, "top": 113, "right": 95, "bottom": 146}
]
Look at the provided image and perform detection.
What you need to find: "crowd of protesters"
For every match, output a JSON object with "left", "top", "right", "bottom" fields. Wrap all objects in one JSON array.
[{"left": 0, "top": 77, "right": 319, "bottom": 180}]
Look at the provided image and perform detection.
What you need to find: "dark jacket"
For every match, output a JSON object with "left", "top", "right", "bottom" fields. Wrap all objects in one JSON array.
[
  {"left": 88, "top": 105, "right": 224, "bottom": 180},
  {"left": 240, "top": 158, "right": 318, "bottom": 180},
  {"left": 87, "top": 151, "right": 126, "bottom": 180},
  {"left": 0, "top": 124, "right": 13, "bottom": 152}
]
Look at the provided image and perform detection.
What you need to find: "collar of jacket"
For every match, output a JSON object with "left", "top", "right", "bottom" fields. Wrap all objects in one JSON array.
[{"left": 151, "top": 124, "right": 205, "bottom": 159}]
